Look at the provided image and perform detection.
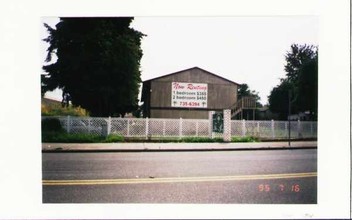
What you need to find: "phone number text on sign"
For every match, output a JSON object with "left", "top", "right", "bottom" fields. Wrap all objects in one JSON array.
[{"left": 171, "top": 82, "right": 208, "bottom": 108}]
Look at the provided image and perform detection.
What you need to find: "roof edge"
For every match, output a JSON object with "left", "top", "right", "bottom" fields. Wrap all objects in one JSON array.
[{"left": 142, "top": 66, "right": 241, "bottom": 85}]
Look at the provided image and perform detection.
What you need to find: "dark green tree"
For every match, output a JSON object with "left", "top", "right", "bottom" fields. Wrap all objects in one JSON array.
[
  {"left": 268, "top": 79, "right": 293, "bottom": 120},
  {"left": 284, "top": 44, "right": 317, "bottom": 83},
  {"left": 268, "top": 44, "right": 318, "bottom": 120},
  {"left": 295, "top": 55, "right": 318, "bottom": 120},
  {"left": 42, "top": 17, "right": 145, "bottom": 117}
]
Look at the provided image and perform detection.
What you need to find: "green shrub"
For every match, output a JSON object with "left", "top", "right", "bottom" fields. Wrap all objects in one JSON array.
[
  {"left": 104, "top": 134, "right": 124, "bottom": 143},
  {"left": 62, "top": 133, "right": 105, "bottom": 143},
  {"left": 231, "top": 136, "right": 258, "bottom": 142},
  {"left": 42, "top": 118, "right": 64, "bottom": 132},
  {"left": 42, "top": 132, "right": 105, "bottom": 143},
  {"left": 42, "top": 132, "right": 124, "bottom": 143},
  {"left": 180, "top": 137, "right": 224, "bottom": 143}
]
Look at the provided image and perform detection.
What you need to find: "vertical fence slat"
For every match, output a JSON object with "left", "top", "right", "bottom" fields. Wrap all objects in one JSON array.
[
  {"left": 107, "top": 116, "right": 111, "bottom": 136},
  {"left": 242, "top": 120, "right": 246, "bottom": 137},
  {"left": 127, "top": 118, "right": 130, "bottom": 137}
]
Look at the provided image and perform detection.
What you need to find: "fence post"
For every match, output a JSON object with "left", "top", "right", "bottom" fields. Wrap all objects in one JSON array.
[
  {"left": 179, "top": 118, "right": 183, "bottom": 138},
  {"left": 242, "top": 119, "right": 246, "bottom": 137},
  {"left": 67, "top": 115, "right": 71, "bottom": 133},
  {"left": 163, "top": 120, "right": 166, "bottom": 137},
  {"left": 257, "top": 122, "right": 260, "bottom": 137},
  {"left": 271, "top": 120, "right": 275, "bottom": 139},
  {"left": 145, "top": 117, "right": 149, "bottom": 140},
  {"left": 209, "top": 111, "right": 215, "bottom": 138},
  {"left": 107, "top": 116, "right": 111, "bottom": 136},
  {"left": 223, "top": 109, "right": 231, "bottom": 142}
]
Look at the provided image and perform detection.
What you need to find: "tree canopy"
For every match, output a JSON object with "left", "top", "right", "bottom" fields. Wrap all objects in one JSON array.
[
  {"left": 268, "top": 44, "right": 318, "bottom": 120},
  {"left": 42, "top": 17, "right": 145, "bottom": 117}
]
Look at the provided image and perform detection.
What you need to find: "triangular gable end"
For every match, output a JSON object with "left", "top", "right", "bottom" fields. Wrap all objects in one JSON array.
[{"left": 143, "top": 67, "right": 241, "bottom": 86}]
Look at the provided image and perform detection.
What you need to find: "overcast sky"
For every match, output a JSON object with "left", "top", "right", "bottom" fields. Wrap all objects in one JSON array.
[{"left": 42, "top": 16, "right": 318, "bottom": 105}]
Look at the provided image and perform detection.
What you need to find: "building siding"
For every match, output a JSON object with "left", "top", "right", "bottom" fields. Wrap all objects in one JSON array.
[{"left": 143, "top": 67, "right": 238, "bottom": 119}]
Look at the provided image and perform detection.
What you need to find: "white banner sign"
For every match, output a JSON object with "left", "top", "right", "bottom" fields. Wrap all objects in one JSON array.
[{"left": 171, "top": 82, "right": 208, "bottom": 108}]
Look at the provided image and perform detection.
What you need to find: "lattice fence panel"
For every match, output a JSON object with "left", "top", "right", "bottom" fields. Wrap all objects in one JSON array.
[
  {"left": 245, "top": 121, "right": 258, "bottom": 137},
  {"left": 182, "top": 120, "right": 198, "bottom": 137},
  {"left": 164, "top": 119, "right": 181, "bottom": 137},
  {"left": 197, "top": 120, "right": 210, "bottom": 137},
  {"left": 148, "top": 119, "right": 164, "bottom": 137},
  {"left": 311, "top": 122, "right": 318, "bottom": 137},
  {"left": 231, "top": 120, "right": 243, "bottom": 137},
  {"left": 110, "top": 118, "right": 128, "bottom": 136},
  {"left": 257, "top": 121, "right": 273, "bottom": 138},
  {"left": 274, "top": 121, "right": 288, "bottom": 138},
  {"left": 69, "top": 117, "right": 89, "bottom": 134},
  {"left": 42, "top": 116, "right": 317, "bottom": 139},
  {"left": 88, "top": 118, "right": 107, "bottom": 135},
  {"left": 300, "top": 121, "right": 316, "bottom": 138},
  {"left": 128, "top": 119, "right": 147, "bottom": 137},
  {"left": 288, "top": 121, "right": 299, "bottom": 138}
]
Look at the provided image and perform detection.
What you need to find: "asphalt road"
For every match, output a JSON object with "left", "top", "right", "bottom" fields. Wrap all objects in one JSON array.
[{"left": 42, "top": 149, "right": 317, "bottom": 203}]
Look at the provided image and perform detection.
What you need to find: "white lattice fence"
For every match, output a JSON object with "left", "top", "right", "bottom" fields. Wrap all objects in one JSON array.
[
  {"left": 128, "top": 118, "right": 147, "bottom": 137},
  {"left": 163, "top": 119, "right": 180, "bottom": 137},
  {"left": 146, "top": 118, "right": 210, "bottom": 138},
  {"left": 274, "top": 121, "right": 288, "bottom": 138},
  {"left": 299, "top": 121, "right": 317, "bottom": 138},
  {"left": 231, "top": 121, "right": 243, "bottom": 137},
  {"left": 42, "top": 116, "right": 317, "bottom": 139}
]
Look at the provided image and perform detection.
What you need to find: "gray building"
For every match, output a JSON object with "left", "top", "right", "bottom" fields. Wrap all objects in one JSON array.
[{"left": 141, "top": 67, "right": 240, "bottom": 119}]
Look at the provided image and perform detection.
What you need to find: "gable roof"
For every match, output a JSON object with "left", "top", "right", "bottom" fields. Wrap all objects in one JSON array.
[{"left": 143, "top": 66, "right": 241, "bottom": 86}]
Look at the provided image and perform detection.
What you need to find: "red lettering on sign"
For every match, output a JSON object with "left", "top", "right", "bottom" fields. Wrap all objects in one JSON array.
[
  {"left": 187, "top": 84, "right": 207, "bottom": 90},
  {"left": 172, "top": 82, "right": 185, "bottom": 90}
]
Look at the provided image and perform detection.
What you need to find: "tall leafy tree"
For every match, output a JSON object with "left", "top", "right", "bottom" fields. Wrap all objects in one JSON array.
[
  {"left": 284, "top": 44, "right": 317, "bottom": 83},
  {"left": 268, "top": 79, "right": 292, "bottom": 120},
  {"left": 42, "top": 17, "right": 145, "bottom": 117},
  {"left": 268, "top": 44, "right": 318, "bottom": 120},
  {"left": 295, "top": 55, "right": 318, "bottom": 120}
]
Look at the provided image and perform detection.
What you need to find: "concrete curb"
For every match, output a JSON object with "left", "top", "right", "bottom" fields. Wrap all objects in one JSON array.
[{"left": 42, "top": 141, "right": 317, "bottom": 152}]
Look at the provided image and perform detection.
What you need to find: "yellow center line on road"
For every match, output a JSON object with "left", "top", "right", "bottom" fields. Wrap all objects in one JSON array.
[{"left": 42, "top": 172, "right": 317, "bottom": 186}]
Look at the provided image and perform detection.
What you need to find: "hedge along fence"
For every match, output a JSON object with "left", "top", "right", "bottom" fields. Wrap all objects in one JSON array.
[{"left": 41, "top": 116, "right": 317, "bottom": 140}]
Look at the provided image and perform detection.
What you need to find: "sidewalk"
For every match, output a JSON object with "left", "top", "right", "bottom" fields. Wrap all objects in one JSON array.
[{"left": 42, "top": 141, "right": 317, "bottom": 152}]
